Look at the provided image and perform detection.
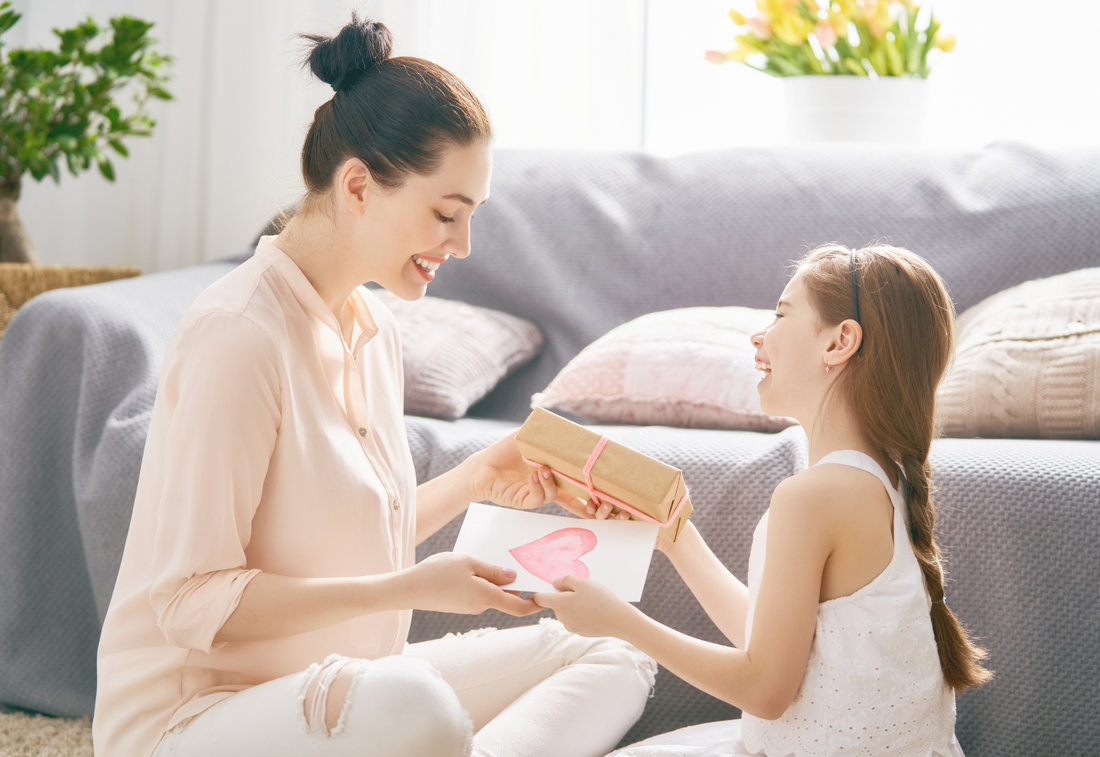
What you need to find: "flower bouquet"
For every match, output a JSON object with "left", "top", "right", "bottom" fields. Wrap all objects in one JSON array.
[
  {"left": 706, "top": 1, "right": 954, "bottom": 142},
  {"left": 706, "top": 0, "right": 954, "bottom": 78}
]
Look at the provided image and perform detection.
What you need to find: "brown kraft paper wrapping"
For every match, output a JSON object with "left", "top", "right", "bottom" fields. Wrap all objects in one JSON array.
[{"left": 515, "top": 407, "right": 693, "bottom": 541}]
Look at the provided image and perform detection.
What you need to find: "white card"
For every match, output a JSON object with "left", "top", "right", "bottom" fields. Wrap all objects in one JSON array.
[{"left": 453, "top": 503, "right": 659, "bottom": 602}]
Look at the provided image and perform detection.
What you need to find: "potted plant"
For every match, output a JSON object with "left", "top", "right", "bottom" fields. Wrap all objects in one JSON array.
[
  {"left": 706, "top": 0, "right": 955, "bottom": 143},
  {"left": 0, "top": 1, "right": 173, "bottom": 263}
]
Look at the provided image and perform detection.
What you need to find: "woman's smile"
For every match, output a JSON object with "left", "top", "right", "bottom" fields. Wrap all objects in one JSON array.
[{"left": 412, "top": 254, "right": 445, "bottom": 282}]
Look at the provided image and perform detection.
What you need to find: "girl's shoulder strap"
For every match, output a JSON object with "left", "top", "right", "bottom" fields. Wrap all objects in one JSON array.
[{"left": 813, "top": 450, "right": 901, "bottom": 502}]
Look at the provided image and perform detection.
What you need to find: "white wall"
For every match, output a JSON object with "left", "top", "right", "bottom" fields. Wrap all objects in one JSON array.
[
  {"left": 5, "top": 0, "right": 1097, "bottom": 271},
  {"left": 646, "top": 0, "right": 1100, "bottom": 154}
]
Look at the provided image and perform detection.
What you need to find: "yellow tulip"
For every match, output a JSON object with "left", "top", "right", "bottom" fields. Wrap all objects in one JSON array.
[
  {"left": 757, "top": 0, "right": 795, "bottom": 21},
  {"left": 828, "top": 10, "right": 849, "bottom": 35},
  {"left": 864, "top": 0, "right": 893, "bottom": 38},
  {"left": 727, "top": 44, "right": 753, "bottom": 63},
  {"left": 728, "top": 9, "right": 748, "bottom": 26},
  {"left": 934, "top": 32, "right": 956, "bottom": 53},
  {"left": 773, "top": 11, "right": 812, "bottom": 45},
  {"left": 834, "top": 0, "right": 856, "bottom": 17}
]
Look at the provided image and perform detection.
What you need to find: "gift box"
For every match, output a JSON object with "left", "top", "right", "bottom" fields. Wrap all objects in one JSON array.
[{"left": 515, "top": 407, "right": 693, "bottom": 541}]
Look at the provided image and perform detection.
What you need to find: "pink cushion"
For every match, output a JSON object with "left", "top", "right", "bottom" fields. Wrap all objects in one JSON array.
[
  {"left": 376, "top": 291, "right": 544, "bottom": 419},
  {"left": 532, "top": 307, "right": 797, "bottom": 432}
]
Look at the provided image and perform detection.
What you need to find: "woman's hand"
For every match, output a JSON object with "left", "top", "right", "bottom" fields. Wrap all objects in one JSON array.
[
  {"left": 402, "top": 552, "right": 540, "bottom": 617},
  {"left": 532, "top": 575, "right": 640, "bottom": 640},
  {"left": 468, "top": 431, "right": 590, "bottom": 517}
]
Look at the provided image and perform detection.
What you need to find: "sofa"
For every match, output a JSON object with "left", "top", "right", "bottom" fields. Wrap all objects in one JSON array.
[{"left": 1, "top": 143, "right": 1098, "bottom": 756}]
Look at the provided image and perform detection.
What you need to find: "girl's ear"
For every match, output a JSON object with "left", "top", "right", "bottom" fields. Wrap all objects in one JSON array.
[
  {"left": 824, "top": 319, "right": 863, "bottom": 368},
  {"left": 337, "top": 158, "right": 374, "bottom": 216}
]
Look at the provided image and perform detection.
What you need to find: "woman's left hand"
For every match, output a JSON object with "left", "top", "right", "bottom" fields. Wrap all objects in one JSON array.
[
  {"left": 532, "top": 575, "right": 639, "bottom": 640},
  {"left": 469, "top": 431, "right": 589, "bottom": 517}
]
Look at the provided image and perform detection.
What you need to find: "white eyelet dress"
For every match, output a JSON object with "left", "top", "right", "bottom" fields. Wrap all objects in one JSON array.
[{"left": 612, "top": 450, "right": 965, "bottom": 757}]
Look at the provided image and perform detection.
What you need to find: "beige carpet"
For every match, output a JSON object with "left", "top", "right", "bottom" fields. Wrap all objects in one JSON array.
[{"left": 0, "top": 713, "right": 93, "bottom": 757}]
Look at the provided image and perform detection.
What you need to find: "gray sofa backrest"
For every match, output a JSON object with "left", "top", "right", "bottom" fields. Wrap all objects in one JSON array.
[{"left": 426, "top": 144, "right": 1100, "bottom": 420}]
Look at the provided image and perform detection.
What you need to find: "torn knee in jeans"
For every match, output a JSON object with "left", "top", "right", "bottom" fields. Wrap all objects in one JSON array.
[{"left": 298, "top": 654, "right": 364, "bottom": 737}]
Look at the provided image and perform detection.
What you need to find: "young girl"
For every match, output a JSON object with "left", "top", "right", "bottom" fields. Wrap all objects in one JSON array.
[
  {"left": 92, "top": 15, "right": 653, "bottom": 757},
  {"left": 536, "top": 244, "right": 991, "bottom": 756}
]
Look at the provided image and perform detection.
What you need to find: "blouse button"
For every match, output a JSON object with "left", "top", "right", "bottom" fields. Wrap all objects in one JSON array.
[
  {"left": 358, "top": 428, "right": 367, "bottom": 437},
  {"left": 392, "top": 497, "right": 400, "bottom": 510}
]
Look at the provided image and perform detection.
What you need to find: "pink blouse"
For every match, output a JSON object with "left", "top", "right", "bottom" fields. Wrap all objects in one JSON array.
[{"left": 93, "top": 238, "right": 418, "bottom": 757}]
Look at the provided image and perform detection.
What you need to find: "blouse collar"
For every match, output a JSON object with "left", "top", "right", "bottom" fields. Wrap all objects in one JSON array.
[{"left": 255, "top": 236, "right": 380, "bottom": 354}]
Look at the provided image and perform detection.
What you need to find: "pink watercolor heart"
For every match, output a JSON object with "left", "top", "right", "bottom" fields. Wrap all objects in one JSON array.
[{"left": 509, "top": 528, "right": 597, "bottom": 584}]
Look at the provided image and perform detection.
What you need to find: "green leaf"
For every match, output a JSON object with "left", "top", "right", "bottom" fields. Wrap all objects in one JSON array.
[
  {"left": 885, "top": 40, "right": 903, "bottom": 76},
  {"left": 843, "top": 58, "right": 868, "bottom": 76},
  {"left": 0, "top": 2, "right": 22, "bottom": 39},
  {"left": 869, "top": 45, "right": 888, "bottom": 76},
  {"left": 97, "top": 156, "right": 115, "bottom": 181},
  {"left": 0, "top": 10, "right": 172, "bottom": 186},
  {"left": 54, "top": 134, "right": 78, "bottom": 151},
  {"left": 770, "top": 55, "right": 807, "bottom": 77}
]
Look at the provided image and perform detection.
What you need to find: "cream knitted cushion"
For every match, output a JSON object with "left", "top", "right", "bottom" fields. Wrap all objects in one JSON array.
[{"left": 937, "top": 267, "right": 1100, "bottom": 439}]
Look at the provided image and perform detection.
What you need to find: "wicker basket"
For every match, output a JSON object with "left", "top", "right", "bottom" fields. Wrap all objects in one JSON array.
[{"left": 0, "top": 263, "right": 142, "bottom": 341}]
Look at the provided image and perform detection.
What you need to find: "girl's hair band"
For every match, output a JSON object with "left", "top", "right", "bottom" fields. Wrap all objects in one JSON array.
[{"left": 850, "top": 251, "right": 863, "bottom": 356}]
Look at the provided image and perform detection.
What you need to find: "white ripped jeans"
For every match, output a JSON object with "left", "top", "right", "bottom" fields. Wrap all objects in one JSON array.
[{"left": 152, "top": 620, "right": 655, "bottom": 757}]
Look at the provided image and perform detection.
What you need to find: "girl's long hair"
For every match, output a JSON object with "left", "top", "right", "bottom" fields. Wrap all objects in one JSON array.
[{"left": 799, "top": 244, "right": 993, "bottom": 692}]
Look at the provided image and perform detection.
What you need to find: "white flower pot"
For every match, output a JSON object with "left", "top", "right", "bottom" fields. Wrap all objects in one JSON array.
[{"left": 783, "top": 76, "right": 929, "bottom": 144}]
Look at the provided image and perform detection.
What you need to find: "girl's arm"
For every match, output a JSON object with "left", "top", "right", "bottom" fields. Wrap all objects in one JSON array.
[
  {"left": 414, "top": 431, "right": 588, "bottom": 545},
  {"left": 535, "top": 475, "right": 831, "bottom": 719},
  {"left": 658, "top": 522, "right": 750, "bottom": 648},
  {"left": 214, "top": 552, "right": 537, "bottom": 643}
]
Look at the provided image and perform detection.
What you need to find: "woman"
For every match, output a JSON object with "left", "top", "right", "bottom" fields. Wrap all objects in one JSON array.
[{"left": 93, "top": 15, "right": 653, "bottom": 757}]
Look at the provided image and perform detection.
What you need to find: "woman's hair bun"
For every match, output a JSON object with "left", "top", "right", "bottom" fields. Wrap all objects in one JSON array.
[{"left": 302, "top": 12, "right": 393, "bottom": 89}]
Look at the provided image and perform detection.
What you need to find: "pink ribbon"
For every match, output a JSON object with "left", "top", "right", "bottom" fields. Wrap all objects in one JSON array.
[{"left": 523, "top": 435, "right": 689, "bottom": 529}]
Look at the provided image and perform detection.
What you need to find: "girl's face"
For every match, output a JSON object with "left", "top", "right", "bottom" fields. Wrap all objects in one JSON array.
[
  {"left": 751, "top": 272, "right": 832, "bottom": 422},
  {"left": 354, "top": 141, "right": 492, "bottom": 300}
]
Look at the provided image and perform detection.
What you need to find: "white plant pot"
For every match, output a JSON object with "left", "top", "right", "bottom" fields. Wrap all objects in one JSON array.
[{"left": 783, "top": 76, "right": 928, "bottom": 144}]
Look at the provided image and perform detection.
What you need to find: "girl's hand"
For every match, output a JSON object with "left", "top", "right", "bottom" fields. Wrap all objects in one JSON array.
[
  {"left": 532, "top": 575, "right": 639, "bottom": 639},
  {"left": 469, "top": 432, "right": 589, "bottom": 517},
  {"left": 403, "top": 552, "right": 540, "bottom": 617},
  {"left": 584, "top": 498, "right": 633, "bottom": 522}
]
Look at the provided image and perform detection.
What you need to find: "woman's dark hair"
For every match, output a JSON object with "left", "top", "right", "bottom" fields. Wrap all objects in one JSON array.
[{"left": 299, "top": 14, "right": 491, "bottom": 197}]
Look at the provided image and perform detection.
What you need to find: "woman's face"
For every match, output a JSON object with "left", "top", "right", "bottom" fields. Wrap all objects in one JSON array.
[
  {"left": 751, "top": 272, "right": 832, "bottom": 421},
  {"left": 355, "top": 141, "right": 492, "bottom": 300}
]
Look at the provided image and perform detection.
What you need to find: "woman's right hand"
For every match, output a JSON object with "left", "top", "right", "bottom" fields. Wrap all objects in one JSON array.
[{"left": 400, "top": 552, "right": 541, "bottom": 617}]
